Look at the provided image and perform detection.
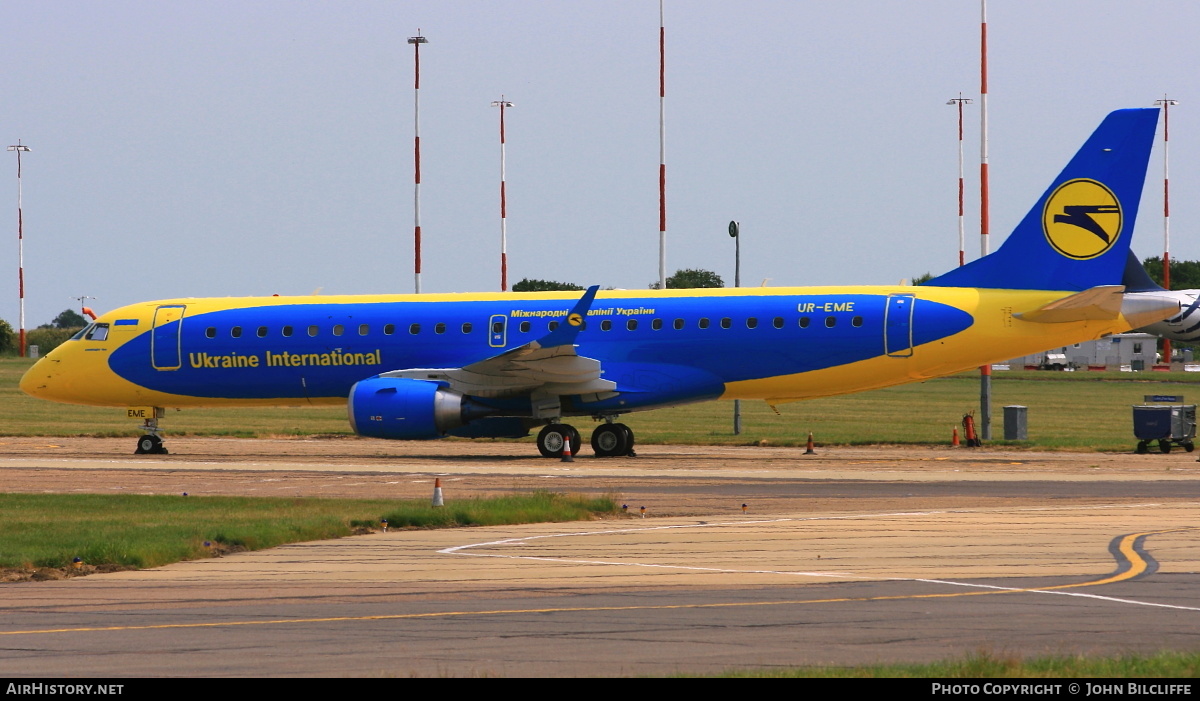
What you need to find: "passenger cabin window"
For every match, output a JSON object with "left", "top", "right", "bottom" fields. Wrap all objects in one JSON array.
[
  {"left": 85, "top": 324, "right": 110, "bottom": 341},
  {"left": 651, "top": 319, "right": 663, "bottom": 330},
  {"left": 282, "top": 326, "right": 294, "bottom": 337},
  {"left": 257, "top": 326, "right": 268, "bottom": 338},
  {"left": 673, "top": 318, "right": 684, "bottom": 330},
  {"left": 435, "top": 323, "right": 446, "bottom": 334},
  {"left": 825, "top": 316, "right": 837, "bottom": 328},
  {"left": 383, "top": 324, "right": 395, "bottom": 335},
  {"left": 601, "top": 320, "right": 612, "bottom": 331},
  {"left": 205, "top": 327, "right": 216, "bottom": 339},
  {"left": 799, "top": 317, "right": 811, "bottom": 328},
  {"left": 852, "top": 316, "right": 863, "bottom": 327},
  {"left": 461, "top": 322, "right": 472, "bottom": 334},
  {"left": 231, "top": 326, "right": 242, "bottom": 338},
  {"left": 492, "top": 321, "right": 504, "bottom": 334},
  {"left": 548, "top": 321, "right": 559, "bottom": 331},
  {"left": 519, "top": 321, "right": 531, "bottom": 333},
  {"left": 720, "top": 318, "right": 732, "bottom": 329},
  {"left": 698, "top": 318, "right": 710, "bottom": 329},
  {"left": 409, "top": 323, "right": 421, "bottom": 335},
  {"left": 332, "top": 324, "right": 344, "bottom": 336},
  {"left": 307, "top": 325, "right": 319, "bottom": 337},
  {"left": 746, "top": 317, "right": 758, "bottom": 329},
  {"left": 773, "top": 317, "right": 784, "bottom": 329},
  {"left": 626, "top": 319, "right": 638, "bottom": 331},
  {"left": 359, "top": 324, "right": 369, "bottom": 336}
]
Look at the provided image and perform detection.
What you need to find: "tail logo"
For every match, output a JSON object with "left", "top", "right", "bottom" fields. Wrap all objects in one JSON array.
[{"left": 1042, "top": 178, "right": 1122, "bottom": 260}]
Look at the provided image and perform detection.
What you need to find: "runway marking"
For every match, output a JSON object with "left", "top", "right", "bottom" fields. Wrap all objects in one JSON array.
[{"left": 1, "top": 510, "right": 1196, "bottom": 638}]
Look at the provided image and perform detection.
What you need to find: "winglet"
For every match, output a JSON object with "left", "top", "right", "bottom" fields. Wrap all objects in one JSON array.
[{"left": 534, "top": 285, "right": 600, "bottom": 348}]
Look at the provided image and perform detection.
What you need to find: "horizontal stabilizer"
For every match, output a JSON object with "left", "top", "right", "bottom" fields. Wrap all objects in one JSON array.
[
  {"left": 1014, "top": 285, "right": 1124, "bottom": 323},
  {"left": 1014, "top": 285, "right": 1179, "bottom": 328}
]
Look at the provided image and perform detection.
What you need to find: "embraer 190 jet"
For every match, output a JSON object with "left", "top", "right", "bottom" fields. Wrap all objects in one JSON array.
[{"left": 21, "top": 108, "right": 1177, "bottom": 458}]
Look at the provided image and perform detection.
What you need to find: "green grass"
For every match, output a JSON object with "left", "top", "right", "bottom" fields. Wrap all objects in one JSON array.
[
  {"left": 701, "top": 650, "right": 1200, "bottom": 677},
  {"left": 0, "top": 492, "right": 617, "bottom": 570},
  {"left": 6, "top": 356, "right": 1199, "bottom": 451}
]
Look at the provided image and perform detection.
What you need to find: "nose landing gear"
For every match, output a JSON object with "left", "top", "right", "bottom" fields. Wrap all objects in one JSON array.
[{"left": 133, "top": 412, "right": 168, "bottom": 455}]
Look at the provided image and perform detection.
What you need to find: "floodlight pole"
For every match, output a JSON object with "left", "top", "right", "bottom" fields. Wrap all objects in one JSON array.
[
  {"left": 1155, "top": 95, "right": 1178, "bottom": 365},
  {"left": 8, "top": 141, "right": 30, "bottom": 357},
  {"left": 947, "top": 94, "right": 973, "bottom": 268},
  {"left": 409, "top": 32, "right": 428, "bottom": 294},
  {"left": 730, "top": 221, "right": 741, "bottom": 435},
  {"left": 492, "top": 97, "right": 514, "bottom": 291}
]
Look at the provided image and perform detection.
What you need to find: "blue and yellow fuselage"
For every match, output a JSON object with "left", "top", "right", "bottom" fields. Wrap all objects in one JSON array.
[{"left": 19, "top": 285, "right": 1139, "bottom": 414}]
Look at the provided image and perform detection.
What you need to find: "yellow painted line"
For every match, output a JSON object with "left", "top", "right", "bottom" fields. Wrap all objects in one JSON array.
[{"left": 0, "top": 527, "right": 1193, "bottom": 638}]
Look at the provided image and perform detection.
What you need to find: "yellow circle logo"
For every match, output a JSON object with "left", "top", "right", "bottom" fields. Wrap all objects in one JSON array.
[
  {"left": 568, "top": 313, "right": 583, "bottom": 327},
  {"left": 1042, "top": 178, "right": 1122, "bottom": 260}
]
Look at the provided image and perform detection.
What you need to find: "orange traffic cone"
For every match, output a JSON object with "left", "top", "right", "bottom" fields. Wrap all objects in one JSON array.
[
  {"left": 561, "top": 436, "right": 575, "bottom": 462},
  {"left": 804, "top": 431, "right": 816, "bottom": 455},
  {"left": 952, "top": 426, "right": 960, "bottom": 447},
  {"left": 432, "top": 477, "right": 444, "bottom": 507}
]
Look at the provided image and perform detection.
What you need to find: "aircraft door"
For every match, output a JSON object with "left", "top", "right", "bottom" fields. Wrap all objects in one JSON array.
[
  {"left": 489, "top": 314, "right": 507, "bottom": 348},
  {"left": 152, "top": 305, "right": 186, "bottom": 370},
  {"left": 884, "top": 294, "right": 914, "bottom": 358}
]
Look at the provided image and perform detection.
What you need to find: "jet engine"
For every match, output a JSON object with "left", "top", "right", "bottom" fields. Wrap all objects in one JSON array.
[{"left": 347, "top": 377, "right": 493, "bottom": 440}]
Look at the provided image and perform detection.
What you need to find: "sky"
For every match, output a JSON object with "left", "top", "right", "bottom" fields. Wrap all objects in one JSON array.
[{"left": 2, "top": 1, "right": 1199, "bottom": 328}]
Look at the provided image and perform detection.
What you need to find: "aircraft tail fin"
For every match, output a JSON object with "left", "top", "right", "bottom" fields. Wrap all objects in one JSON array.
[{"left": 925, "top": 108, "right": 1159, "bottom": 291}]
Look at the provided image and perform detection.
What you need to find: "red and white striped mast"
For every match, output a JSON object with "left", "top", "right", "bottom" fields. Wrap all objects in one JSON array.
[
  {"left": 978, "top": 0, "right": 992, "bottom": 440},
  {"left": 492, "top": 96, "right": 514, "bottom": 291},
  {"left": 657, "top": 0, "right": 667, "bottom": 289},
  {"left": 979, "top": 1, "right": 990, "bottom": 260},
  {"left": 1155, "top": 95, "right": 1178, "bottom": 363},
  {"left": 948, "top": 94, "right": 973, "bottom": 267},
  {"left": 408, "top": 31, "right": 428, "bottom": 294},
  {"left": 7, "top": 140, "right": 30, "bottom": 357}
]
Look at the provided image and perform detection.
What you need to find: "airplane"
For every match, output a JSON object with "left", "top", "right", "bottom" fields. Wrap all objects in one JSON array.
[
  {"left": 1122, "top": 260, "right": 1200, "bottom": 344},
  {"left": 20, "top": 108, "right": 1180, "bottom": 458}
]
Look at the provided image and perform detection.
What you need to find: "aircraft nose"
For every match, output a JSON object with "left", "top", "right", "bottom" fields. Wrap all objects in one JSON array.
[{"left": 20, "top": 355, "right": 63, "bottom": 401}]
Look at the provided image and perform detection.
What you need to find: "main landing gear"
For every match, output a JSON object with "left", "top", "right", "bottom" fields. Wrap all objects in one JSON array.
[
  {"left": 535, "top": 421, "right": 636, "bottom": 458},
  {"left": 134, "top": 414, "right": 168, "bottom": 455}
]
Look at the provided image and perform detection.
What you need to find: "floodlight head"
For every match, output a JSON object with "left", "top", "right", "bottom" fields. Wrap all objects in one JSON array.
[
  {"left": 7, "top": 144, "right": 30, "bottom": 153},
  {"left": 408, "top": 36, "right": 428, "bottom": 45}
]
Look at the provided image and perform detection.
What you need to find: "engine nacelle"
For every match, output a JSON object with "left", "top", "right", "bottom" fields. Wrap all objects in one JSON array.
[{"left": 348, "top": 377, "right": 489, "bottom": 440}]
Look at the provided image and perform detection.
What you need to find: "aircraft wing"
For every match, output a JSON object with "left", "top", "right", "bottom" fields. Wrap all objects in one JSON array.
[{"left": 379, "top": 285, "right": 617, "bottom": 399}]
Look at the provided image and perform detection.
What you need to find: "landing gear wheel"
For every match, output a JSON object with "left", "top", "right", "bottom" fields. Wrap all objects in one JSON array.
[
  {"left": 1136, "top": 441, "right": 1149, "bottom": 454},
  {"left": 591, "top": 424, "right": 631, "bottom": 457},
  {"left": 135, "top": 434, "right": 167, "bottom": 455},
  {"left": 614, "top": 422, "right": 635, "bottom": 456},
  {"left": 537, "top": 424, "right": 579, "bottom": 458},
  {"left": 1160, "top": 440, "right": 1172, "bottom": 454}
]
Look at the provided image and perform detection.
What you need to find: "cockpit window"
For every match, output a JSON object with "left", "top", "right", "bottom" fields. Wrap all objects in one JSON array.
[
  {"left": 85, "top": 323, "right": 110, "bottom": 341},
  {"left": 71, "top": 325, "right": 90, "bottom": 341}
]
